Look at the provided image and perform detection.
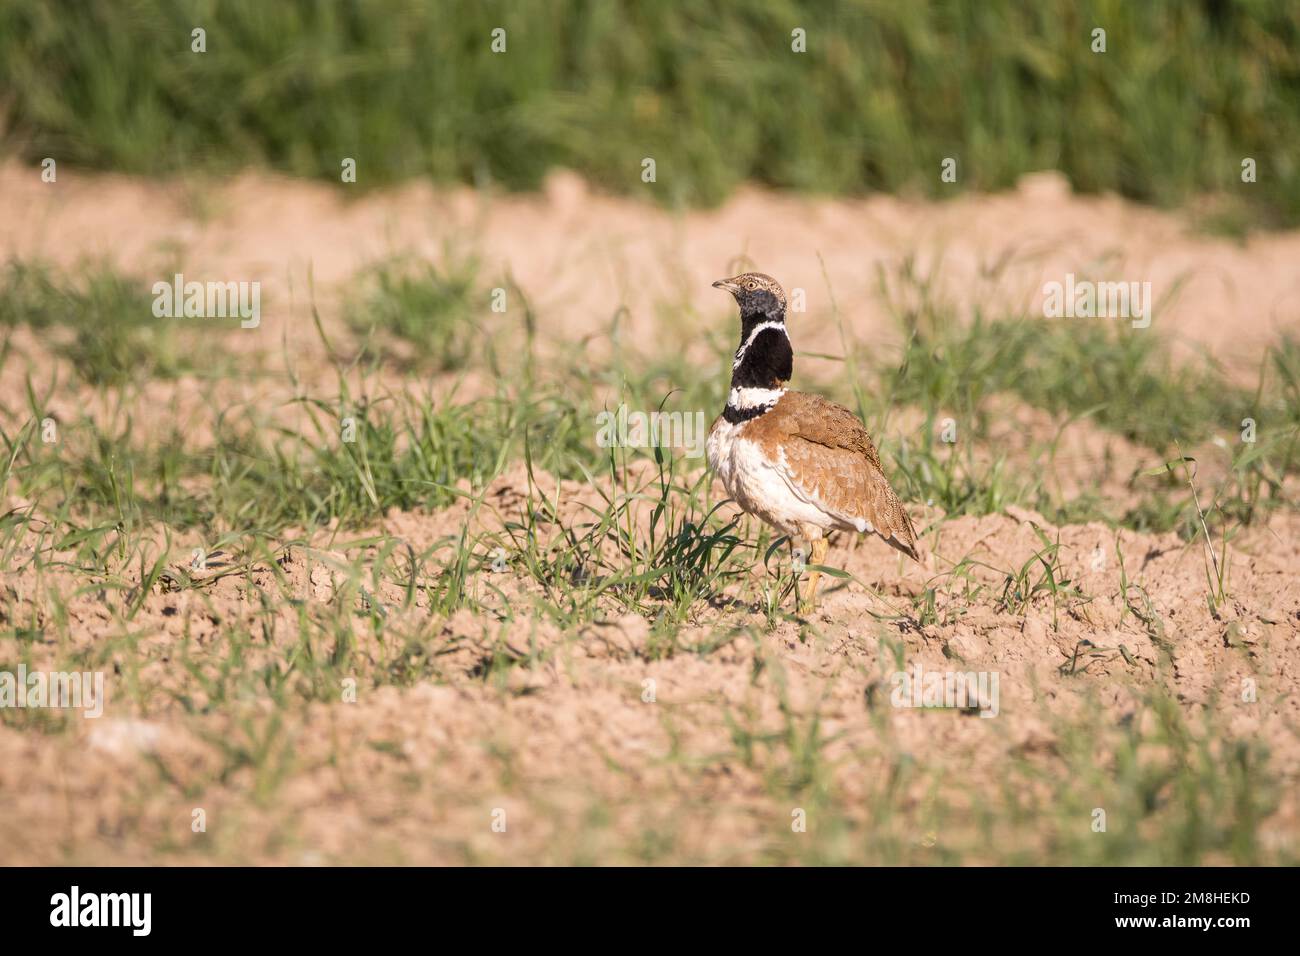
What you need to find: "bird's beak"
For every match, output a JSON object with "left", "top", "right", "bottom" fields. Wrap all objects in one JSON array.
[{"left": 712, "top": 278, "right": 740, "bottom": 294}]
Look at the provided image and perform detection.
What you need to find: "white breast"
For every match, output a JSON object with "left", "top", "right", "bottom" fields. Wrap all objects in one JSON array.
[
  {"left": 709, "top": 429, "right": 835, "bottom": 539},
  {"left": 706, "top": 418, "right": 739, "bottom": 485}
]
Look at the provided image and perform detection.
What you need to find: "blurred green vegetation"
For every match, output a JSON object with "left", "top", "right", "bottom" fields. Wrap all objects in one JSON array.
[
  {"left": 0, "top": 260, "right": 191, "bottom": 385},
  {"left": 1, "top": 0, "right": 1297, "bottom": 222},
  {"left": 344, "top": 253, "right": 482, "bottom": 371}
]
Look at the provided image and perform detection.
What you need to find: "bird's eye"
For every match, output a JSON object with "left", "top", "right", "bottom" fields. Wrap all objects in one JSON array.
[{"left": 745, "top": 280, "right": 758, "bottom": 290}]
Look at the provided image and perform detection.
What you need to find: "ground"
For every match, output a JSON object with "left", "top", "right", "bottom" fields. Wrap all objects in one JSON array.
[{"left": 0, "top": 163, "right": 1296, "bottom": 864}]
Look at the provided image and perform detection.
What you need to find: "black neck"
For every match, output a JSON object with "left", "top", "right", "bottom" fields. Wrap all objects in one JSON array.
[
  {"left": 730, "top": 307, "right": 792, "bottom": 391},
  {"left": 738, "top": 304, "right": 783, "bottom": 339}
]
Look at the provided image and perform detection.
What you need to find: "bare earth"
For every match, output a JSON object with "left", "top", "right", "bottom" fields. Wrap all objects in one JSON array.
[{"left": 0, "top": 164, "right": 1297, "bottom": 864}]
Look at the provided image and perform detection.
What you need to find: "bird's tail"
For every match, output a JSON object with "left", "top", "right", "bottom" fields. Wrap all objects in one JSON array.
[{"left": 885, "top": 508, "right": 924, "bottom": 564}]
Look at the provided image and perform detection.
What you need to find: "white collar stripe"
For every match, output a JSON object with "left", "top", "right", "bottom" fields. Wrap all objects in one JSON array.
[
  {"left": 732, "top": 321, "right": 789, "bottom": 369},
  {"left": 727, "top": 386, "right": 786, "bottom": 410}
]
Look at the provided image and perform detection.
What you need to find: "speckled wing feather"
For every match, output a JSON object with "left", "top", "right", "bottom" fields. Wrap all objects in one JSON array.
[{"left": 752, "top": 392, "right": 921, "bottom": 560}]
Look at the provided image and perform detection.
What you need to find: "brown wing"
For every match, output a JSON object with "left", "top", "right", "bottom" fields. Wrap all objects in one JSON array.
[{"left": 754, "top": 392, "right": 921, "bottom": 560}]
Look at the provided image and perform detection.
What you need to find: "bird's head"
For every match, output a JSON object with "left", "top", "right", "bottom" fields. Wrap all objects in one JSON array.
[{"left": 712, "top": 272, "right": 787, "bottom": 318}]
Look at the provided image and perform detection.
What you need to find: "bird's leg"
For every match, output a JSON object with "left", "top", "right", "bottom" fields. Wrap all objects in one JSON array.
[
  {"left": 789, "top": 539, "right": 806, "bottom": 610},
  {"left": 797, "top": 537, "right": 829, "bottom": 614}
]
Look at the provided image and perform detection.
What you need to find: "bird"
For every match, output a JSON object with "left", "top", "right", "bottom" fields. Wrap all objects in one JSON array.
[{"left": 705, "top": 272, "right": 921, "bottom": 612}]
